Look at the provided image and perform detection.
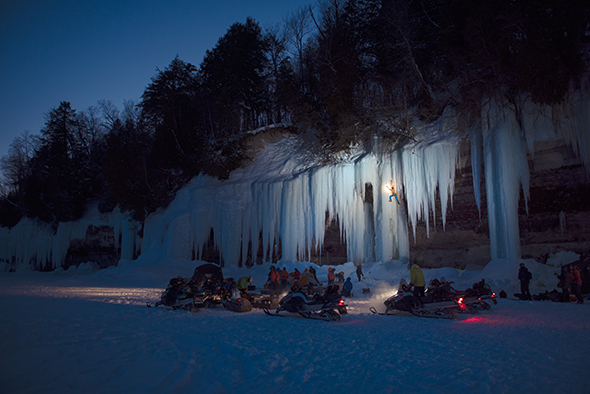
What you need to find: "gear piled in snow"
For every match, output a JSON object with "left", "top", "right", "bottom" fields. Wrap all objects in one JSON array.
[
  {"left": 222, "top": 298, "right": 253, "bottom": 313},
  {"left": 264, "top": 284, "right": 347, "bottom": 321},
  {"left": 370, "top": 278, "right": 497, "bottom": 319},
  {"left": 147, "top": 263, "right": 230, "bottom": 312}
]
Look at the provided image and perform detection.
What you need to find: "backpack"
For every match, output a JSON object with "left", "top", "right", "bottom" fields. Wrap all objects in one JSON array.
[{"left": 527, "top": 270, "right": 532, "bottom": 280}]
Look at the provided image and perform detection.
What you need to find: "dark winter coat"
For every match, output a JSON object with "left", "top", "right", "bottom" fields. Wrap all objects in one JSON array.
[
  {"left": 343, "top": 278, "right": 353, "bottom": 293},
  {"left": 356, "top": 265, "right": 364, "bottom": 278},
  {"left": 518, "top": 267, "right": 532, "bottom": 283}
]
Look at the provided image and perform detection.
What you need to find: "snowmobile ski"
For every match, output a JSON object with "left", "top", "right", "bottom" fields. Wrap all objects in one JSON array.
[
  {"left": 370, "top": 306, "right": 456, "bottom": 319},
  {"left": 410, "top": 307, "right": 457, "bottom": 319},
  {"left": 264, "top": 307, "right": 341, "bottom": 321}
]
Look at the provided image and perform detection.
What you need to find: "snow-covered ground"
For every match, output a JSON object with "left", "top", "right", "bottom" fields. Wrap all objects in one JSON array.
[{"left": 1, "top": 254, "right": 588, "bottom": 394}]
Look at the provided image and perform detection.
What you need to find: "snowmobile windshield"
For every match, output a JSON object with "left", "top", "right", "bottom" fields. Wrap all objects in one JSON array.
[{"left": 191, "top": 263, "right": 224, "bottom": 286}]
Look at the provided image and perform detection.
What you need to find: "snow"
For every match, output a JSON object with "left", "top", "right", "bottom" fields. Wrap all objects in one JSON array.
[{"left": 1, "top": 254, "right": 588, "bottom": 394}]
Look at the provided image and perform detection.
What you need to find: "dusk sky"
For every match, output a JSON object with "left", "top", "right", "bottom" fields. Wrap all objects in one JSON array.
[{"left": 0, "top": 0, "right": 313, "bottom": 160}]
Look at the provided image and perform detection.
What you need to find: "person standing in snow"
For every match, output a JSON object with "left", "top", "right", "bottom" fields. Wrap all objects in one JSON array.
[
  {"left": 407, "top": 262, "right": 425, "bottom": 309},
  {"left": 356, "top": 263, "right": 364, "bottom": 282},
  {"left": 342, "top": 277, "right": 353, "bottom": 297},
  {"left": 327, "top": 267, "right": 336, "bottom": 285},
  {"left": 309, "top": 266, "right": 318, "bottom": 283},
  {"left": 280, "top": 267, "right": 290, "bottom": 289},
  {"left": 518, "top": 263, "right": 532, "bottom": 300},
  {"left": 556, "top": 265, "right": 571, "bottom": 302},
  {"left": 291, "top": 268, "right": 301, "bottom": 280},
  {"left": 268, "top": 266, "right": 280, "bottom": 296},
  {"left": 570, "top": 265, "right": 584, "bottom": 304}
]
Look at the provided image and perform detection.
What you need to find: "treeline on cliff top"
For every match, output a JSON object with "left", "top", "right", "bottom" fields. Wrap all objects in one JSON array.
[{"left": 1, "top": 0, "right": 588, "bottom": 227}]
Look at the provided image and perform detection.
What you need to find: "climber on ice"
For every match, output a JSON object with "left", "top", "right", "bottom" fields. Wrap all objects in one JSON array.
[{"left": 387, "top": 184, "right": 400, "bottom": 204}]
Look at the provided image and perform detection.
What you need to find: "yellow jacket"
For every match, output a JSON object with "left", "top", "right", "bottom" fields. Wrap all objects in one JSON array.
[{"left": 409, "top": 264, "right": 426, "bottom": 287}]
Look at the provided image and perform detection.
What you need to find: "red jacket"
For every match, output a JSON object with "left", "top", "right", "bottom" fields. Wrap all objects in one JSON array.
[
  {"left": 269, "top": 269, "right": 280, "bottom": 283},
  {"left": 280, "top": 269, "right": 289, "bottom": 281},
  {"left": 328, "top": 270, "right": 335, "bottom": 280}
]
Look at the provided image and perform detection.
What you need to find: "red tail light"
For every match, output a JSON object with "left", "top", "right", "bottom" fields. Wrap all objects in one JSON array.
[{"left": 457, "top": 297, "right": 466, "bottom": 310}]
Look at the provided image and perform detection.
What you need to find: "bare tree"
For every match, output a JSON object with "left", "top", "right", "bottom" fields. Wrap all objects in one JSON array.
[
  {"left": 284, "top": 5, "right": 314, "bottom": 78},
  {"left": 98, "top": 99, "right": 120, "bottom": 131},
  {"left": 122, "top": 99, "right": 140, "bottom": 128},
  {"left": 0, "top": 130, "right": 40, "bottom": 194}
]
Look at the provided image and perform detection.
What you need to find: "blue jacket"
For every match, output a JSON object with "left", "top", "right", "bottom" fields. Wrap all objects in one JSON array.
[{"left": 343, "top": 278, "right": 353, "bottom": 292}]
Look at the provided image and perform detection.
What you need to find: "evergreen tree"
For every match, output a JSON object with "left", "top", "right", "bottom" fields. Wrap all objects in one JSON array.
[{"left": 199, "top": 17, "right": 269, "bottom": 137}]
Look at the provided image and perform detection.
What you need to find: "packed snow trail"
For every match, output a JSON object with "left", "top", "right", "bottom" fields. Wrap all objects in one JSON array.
[{"left": 1, "top": 272, "right": 588, "bottom": 394}]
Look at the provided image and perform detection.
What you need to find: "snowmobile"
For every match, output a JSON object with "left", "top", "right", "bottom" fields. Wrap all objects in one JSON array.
[
  {"left": 369, "top": 279, "right": 496, "bottom": 319},
  {"left": 147, "top": 263, "right": 229, "bottom": 312},
  {"left": 186, "top": 263, "right": 230, "bottom": 308},
  {"left": 264, "top": 284, "right": 347, "bottom": 321},
  {"left": 147, "top": 276, "right": 200, "bottom": 312}
]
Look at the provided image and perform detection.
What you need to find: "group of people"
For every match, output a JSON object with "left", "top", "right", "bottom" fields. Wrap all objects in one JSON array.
[
  {"left": 234, "top": 260, "right": 585, "bottom": 307},
  {"left": 520, "top": 262, "right": 585, "bottom": 304},
  {"left": 236, "top": 264, "right": 363, "bottom": 299},
  {"left": 265, "top": 266, "right": 323, "bottom": 296},
  {"left": 555, "top": 264, "right": 585, "bottom": 304}
]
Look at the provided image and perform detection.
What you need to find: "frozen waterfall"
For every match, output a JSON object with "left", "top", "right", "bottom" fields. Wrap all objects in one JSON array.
[{"left": 2, "top": 91, "right": 589, "bottom": 270}]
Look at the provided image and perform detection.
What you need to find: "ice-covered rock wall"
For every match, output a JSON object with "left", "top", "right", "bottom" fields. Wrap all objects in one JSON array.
[
  {"left": 1, "top": 88, "right": 589, "bottom": 270},
  {"left": 470, "top": 90, "right": 590, "bottom": 261},
  {"left": 0, "top": 207, "right": 140, "bottom": 271},
  {"left": 142, "top": 92, "right": 588, "bottom": 268},
  {"left": 141, "top": 127, "right": 461, "bottom": 266}
]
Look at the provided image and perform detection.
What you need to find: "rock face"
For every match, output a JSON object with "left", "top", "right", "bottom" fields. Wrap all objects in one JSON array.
[
  {"left": 64, "top": 225, "right": 121, "bottom": 270},
  {"left": 408, "top": 138, "right": 590, "bottom": 268}
]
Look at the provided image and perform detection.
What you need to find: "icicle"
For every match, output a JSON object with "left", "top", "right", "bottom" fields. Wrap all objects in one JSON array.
[
  {"left": 481, "top": 100, "right": 530, "bottom": 260},
  {"left": 470, "top": 123, "right": 483, "bottom": 219},
  {"left": 559, "top": 210, "right": 566, "bottom": 236}
]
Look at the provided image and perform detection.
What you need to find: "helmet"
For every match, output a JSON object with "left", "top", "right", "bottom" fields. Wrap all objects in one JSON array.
[{"left": 407, "top": 262, "right": 413, "bottom": 270}]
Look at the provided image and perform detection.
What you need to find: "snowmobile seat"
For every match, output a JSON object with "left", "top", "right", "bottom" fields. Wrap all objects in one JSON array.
[{"left": 323, "top": 284, "right": 341, "bottom": 303}]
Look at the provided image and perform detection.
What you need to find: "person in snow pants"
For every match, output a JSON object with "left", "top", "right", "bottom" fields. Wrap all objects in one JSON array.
[
  {"left": 356, "top": 264, "right": 364, "bottom": 282},
  {"left": 342, "top": 277, "right": 353, "bottom": 297},
  {"left": 408, "top": 262, "right": 425, "bottom": 309},
  {"left": 387, "top": 185, "right": 400, "bottom": 204},
  {"left": 518, "top": 263, "right": 532, "bottom": 300}
]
